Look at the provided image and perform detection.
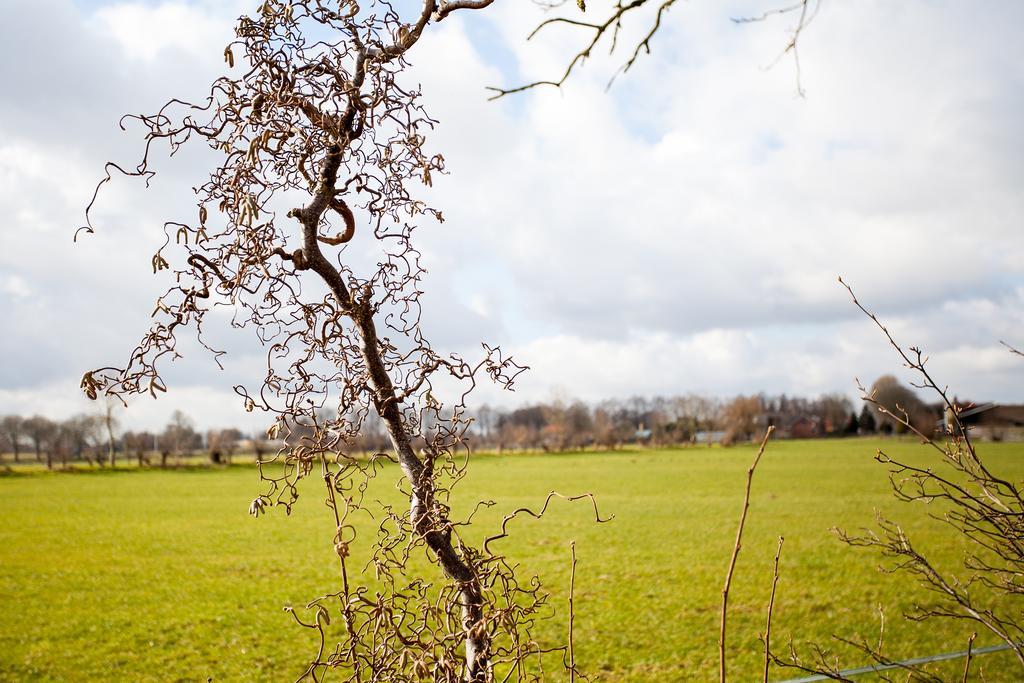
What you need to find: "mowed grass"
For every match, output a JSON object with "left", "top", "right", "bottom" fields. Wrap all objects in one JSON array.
[{"left": 2, "top": 439, "right": 1023, "bottom": 682}]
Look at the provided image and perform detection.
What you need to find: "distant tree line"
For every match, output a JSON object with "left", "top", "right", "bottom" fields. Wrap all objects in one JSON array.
[
  {"left": 0, "top": 407, "right": 261, "bottom": 469},
  {"left": 0, "top": 375, "right": 957, "bottom": 467},
  {"left": 468, "top": 391, "right": 850, "bottom": 452},
  {"left": 466, "top": 374, "right": 948, "bottom": 451}
]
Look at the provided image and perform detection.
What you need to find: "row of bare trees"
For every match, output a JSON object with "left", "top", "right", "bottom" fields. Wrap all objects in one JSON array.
[
  {"left": 0, "top": 413, "right": 106, "bottom": 469},
  {"left": 0, "top": 409, "right": 258, "bottom": 469},
  {"left": 468, "top": 376, "right": 939, "bottom": 451},
  {"left": 0, "top": 374, "right": 945, "bottom": 466}
]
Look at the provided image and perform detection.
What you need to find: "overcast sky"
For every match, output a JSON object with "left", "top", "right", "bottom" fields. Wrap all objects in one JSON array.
[{"left": 1, "top": 0, "right": 1022, "bottom": 432}]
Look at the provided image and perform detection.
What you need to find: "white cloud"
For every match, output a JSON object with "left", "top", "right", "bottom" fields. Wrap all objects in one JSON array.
[
  {"left": 0, "top": 0, "right": 1022, "bottom": 430},
  {"left": 90, "top": 1, "right": 239, "bottom": 61},
  {"left": 0, "top": 274, "right": 31, "bottom": 300}
]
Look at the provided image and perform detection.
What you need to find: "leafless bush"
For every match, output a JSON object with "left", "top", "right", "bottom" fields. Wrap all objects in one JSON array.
[{"left": 767, "top": 280, "right": 1024, "bottom": 680}]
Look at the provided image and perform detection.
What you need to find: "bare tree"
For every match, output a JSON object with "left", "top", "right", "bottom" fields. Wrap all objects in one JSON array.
[
  {"left": 814, "top": 393, "right": 853, "bottom": 435},
  {"left": 207, "top": 427, "right": 243, "bottom": 464},
  {"left": 23, "top": 415, "right": 56, "bottom": 468},
  {"left": 475, "top": 404, "right": 495, "bottom": 446},
  {"left": 78, "top": 2, "right": 612, "bottom": 680},
  {"left": 721, "top": 395, "right": 763, "bottom": 445},
  {"left": 1, "top": 415, "right": 24, "bottom": 464},
  {"left": 158, "top": 411, "right": 198, "bottom": 467},
  {"left": 563, "top": 401, "right": 594, "bottom": 450},
  {"left": 57, "top": 415, "right": 99, "bottom": 468},
  {"left": 868, "top": 374, "right": 935, "bottom": 436},
  {"left": 51, "top": 421, "right": 71, "bottom": 469},
  {"left": 122, "top": 430, "right": 154, "bottom": 467},
  {"left": 249, "top": 430, "right": 270, "bottom": 461},
  {"left": 98, "top": 398, "right": 121, "bottom": 467},
  {"left": 857, "top": 403, "right": 878, "bottom": 434}
]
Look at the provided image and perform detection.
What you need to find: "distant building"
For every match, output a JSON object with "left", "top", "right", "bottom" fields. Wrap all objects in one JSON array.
[
  {"left": 695, "top": 430, "right": 726, "bottom": 445},
  {"left": 956, "top": 404, "right": 1024, "bottom": 441},
  {"left": 786, "top": 415, "right": 821, "bottom": 440},
  {"left": 634, "top": 424, "right": 653, "bottom": 442}
]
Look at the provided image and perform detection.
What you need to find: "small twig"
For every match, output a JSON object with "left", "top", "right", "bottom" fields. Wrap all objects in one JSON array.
[
  {"left": 876, "top": 604, "right": 885, "bottom": 656},
  {"left": 764, "top": 536, "right": 784, "bottom": 683},
  {"left": 734, "top": 0, "right": 818, "bottom": 97},
  {"left": 962, "top": 632, "right": 977, "bottom": 683},
  {"left": 492, "top": 0, "right": 819, "bottom": 98},
  {"left": 568, "top": 540, "right": 577, "bottom": 682},
  {"left": 721, "top": 425, "right": 775, "bottom": 683},
  {"left": 1000, "top": 340, "right": 1024, "bottom": 358},
  {"left": 484, "top": 491, "right": 613, "bottom": 553}
]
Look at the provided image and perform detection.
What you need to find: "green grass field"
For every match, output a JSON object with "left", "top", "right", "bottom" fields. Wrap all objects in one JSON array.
[{"left": 2, "top": 439, "right": 1022, "bottom": 681}]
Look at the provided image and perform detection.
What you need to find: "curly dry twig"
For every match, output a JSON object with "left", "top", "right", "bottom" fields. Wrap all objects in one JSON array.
[{"left": 483, "top": 491, "right": 613, "bottom": 554}]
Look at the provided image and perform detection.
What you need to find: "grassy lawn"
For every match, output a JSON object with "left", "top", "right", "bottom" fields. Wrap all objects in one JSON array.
[{"left": 1, "top": 438, "right": 1022, "bottom": 681}]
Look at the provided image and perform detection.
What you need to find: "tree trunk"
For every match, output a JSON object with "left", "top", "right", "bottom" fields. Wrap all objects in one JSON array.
[
  {"left": 355, "top": 305, "right": 490, "bottom": 680},
  {"left": 295, "top": 147, "right": 491, "bottom": 680}
]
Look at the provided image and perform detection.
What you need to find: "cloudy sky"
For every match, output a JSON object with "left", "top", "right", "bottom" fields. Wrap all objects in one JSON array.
[{"left": 1, "top": 0, "right": 1022, "bottom": 432}]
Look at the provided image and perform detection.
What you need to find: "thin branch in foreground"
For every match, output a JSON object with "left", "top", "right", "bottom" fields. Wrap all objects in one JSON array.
[
  {"left": 763, "top": 536, "right": 784, "bottom": 683},
  {"left": 720, "top": 425, "right": 775, "bottom": 683},
  {"left": 490, "top": 0, "right": 819, "bottom": 99},
  {"left": 770, "top": 279, "right": 1024, "bottom": 680},
  {"left": 568, "top": 540, "right": 578, "bottom": 682},
  {"left": 962, "top": 632, "right": 976, "bottom": 683},
  {"left": 732, "top": 0, "right": 820, "bottom": 97},
  {"left": 1001, "top": 340, "right": 1024, "bottom": 358}
]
